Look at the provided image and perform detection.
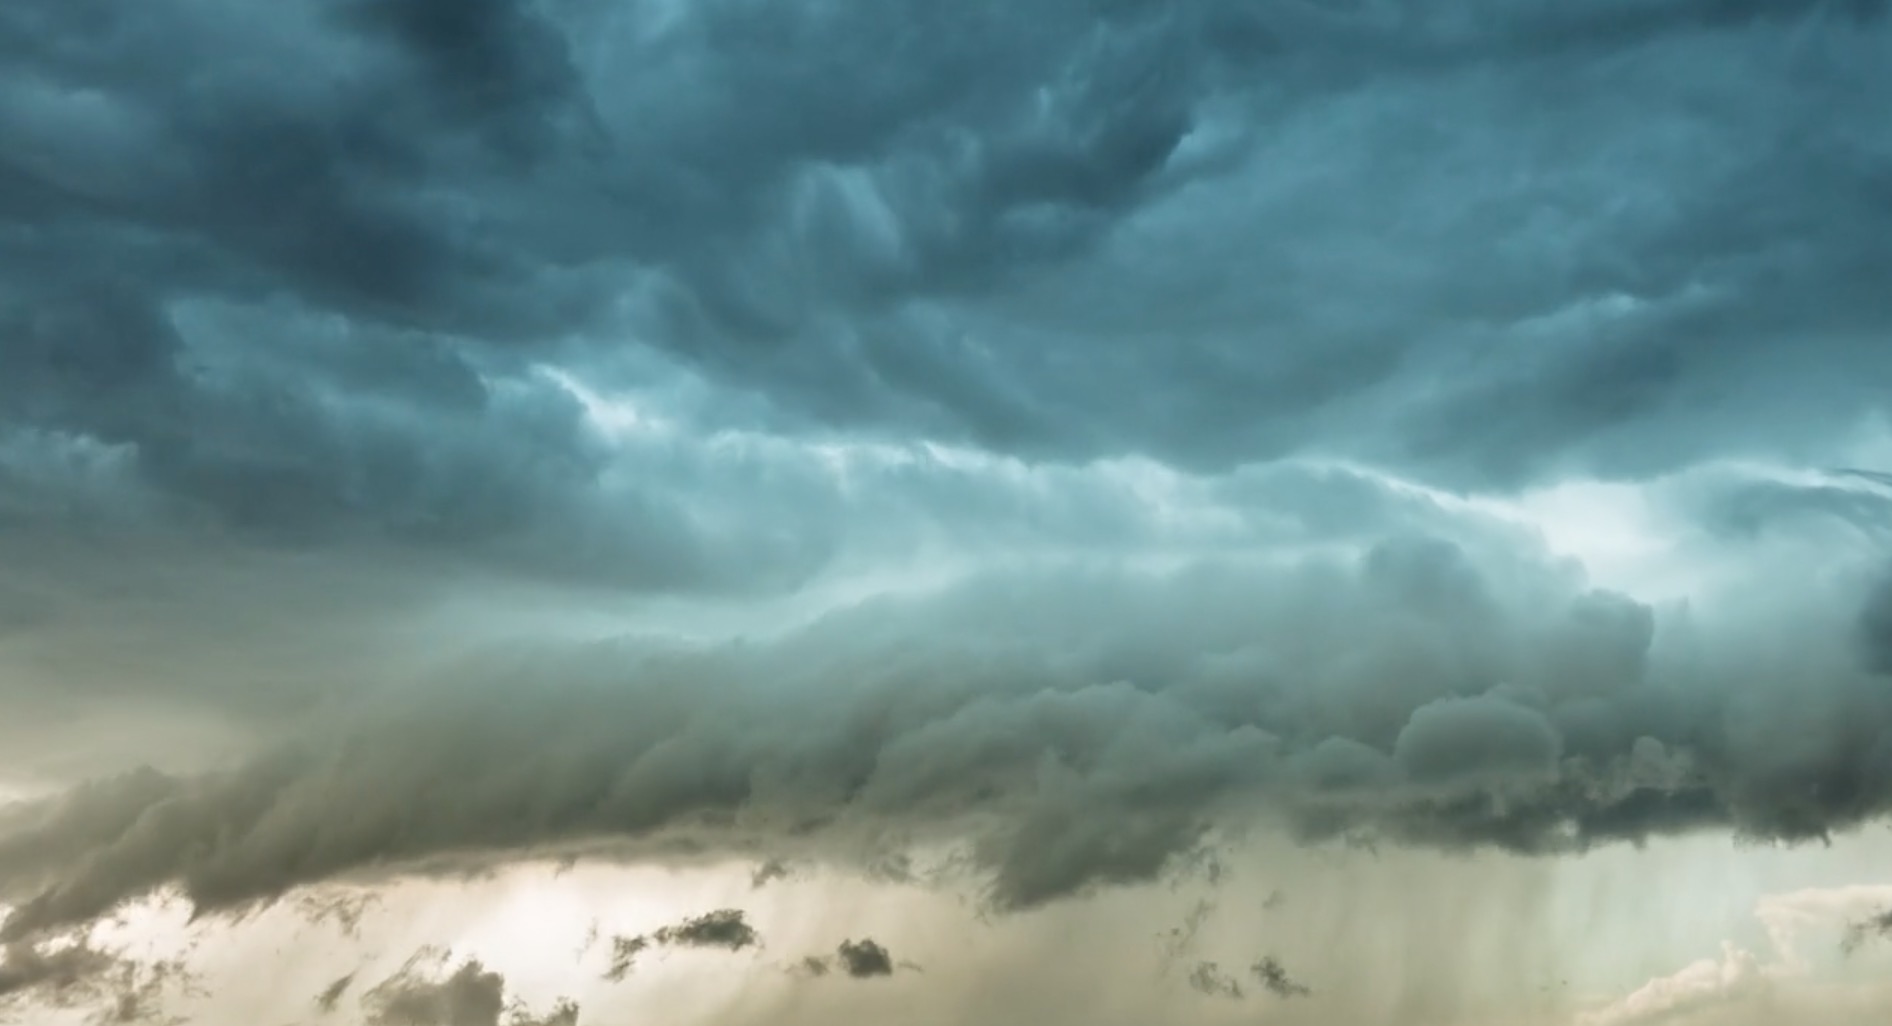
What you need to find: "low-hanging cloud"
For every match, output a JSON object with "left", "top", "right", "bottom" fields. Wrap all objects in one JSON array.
[
  {"left": 5, "top": 9, "right": 1892, "bottom": 1025},
  {"left": 1251, "top": 955, "right": 1312, "bottom": 999},
  {"left": 604, "top": 909, "right": 761, "bottom": 980},
  {"left": 834, "top": 938, "right": 896, "bottom": 979},
  {"left": 790, "top": 937, "right": 903, "bottom": 980},
  {"left": 5, "top": 0, "right": 1892, "bottom": 584},
  {"left": 1184, "top": 955, "right": 1308, "bottom": 1001},
  {"left": 1, "top": 528, "right": 1889, "bottom": 941},
  {"left": 362, "top": 951, "right": 578, "bottom": 1026},
  {"left": 0, "top": 938, "right": 119, "bottom": 1001},
  {"left": 0, "top": 936, "right": 190, "bottom": 1024}
]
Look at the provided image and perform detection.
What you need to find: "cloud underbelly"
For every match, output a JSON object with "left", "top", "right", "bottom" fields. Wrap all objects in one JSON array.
[{"left": 4, "top": 536, "right": 1888, "bottom": 943}]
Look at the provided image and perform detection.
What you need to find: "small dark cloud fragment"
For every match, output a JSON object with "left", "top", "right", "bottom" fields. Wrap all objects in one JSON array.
[
  {"left": 603, "top": 909, "right": 760, "bottom": 980},
  {"left": 1169, "top": 847, "right": 1228, "bottom": 889},
  {"left": 296, "top": 891, "right": 382, "bottom": 938},
  {"left": 1187, "top": 961, "right": 1243, "bottom": 999},
  {"left": 835, "top": 938, "right": 895, "bottom": 979},
  {"left": 365, "top": 957, "right": 506, "bottom": 1026},
  {"left": 538, "top": 998, "right": 581, "bottom": 1026},
  {"left": 789, "top": 955, "right": 832, "bottom": 979},
  {"left": 99, "top": 956, "right": 192, "bottom": 1024},
  {"left": 1156, "top": 899, "right": 1214, "bottom": 973},
  {"left": 602, "top": 935, "right": 649, "bottom": 982},
  {"left": 651, "top": 909, "right": 760, "bottom": 952},
  {"left": 793, "top": 938, "right": 903, "bottom": 981},
  {"left": 9, "top": 539, "right": 1892, "bottom": 940},
  {"left": 1841, "top": 907, "right": 1892, "bottom": 955},
  {"left": 750, "top": 859, "right": 793, "bottom": 889},
  {"left": 1250, "top": 955, "right": 1311, "bottom": 998},
  {"left": 313, "top": 972, "right": 355, "bottom": 1014}
]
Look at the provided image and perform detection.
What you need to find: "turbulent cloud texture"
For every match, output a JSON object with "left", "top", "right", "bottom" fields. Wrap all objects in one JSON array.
[
  {"left": 4, "top": 0, "right": 1892, "bottom": 580},
  {"left": 3, "top": 1, "right": 1892, "bottom": 1023},
  {"left": 3, "top": 529, "right": 1890, "bottom": 940},
  {"left": 833, "top": 939, "right": 895, "bottom": 979},
  {"left": 362, "top": 952, "right": 579, "bottom": 1026},
  {"left": 603, "top": 908, "right": 762, "bottom": 979}
]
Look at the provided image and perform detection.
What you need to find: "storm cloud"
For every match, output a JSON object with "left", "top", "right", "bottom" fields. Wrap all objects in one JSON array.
[
  {"left": 603, "top": 908, "right": 762, "bottom": 979},
  {"left": 834, "top": 938, "right": 896, "bottom": 979},
  {"left": 3, "top": 1, "right": 1892, "bottom": 1022},
  {"left": 3, "top": 527, "right": 1891, "bottom": 940},
  {"left": 362, "top": 951, "right": 578, "bottom": 1026},
  {"left": 4, "top": 0, "right": 1892, "bottom": 574}
]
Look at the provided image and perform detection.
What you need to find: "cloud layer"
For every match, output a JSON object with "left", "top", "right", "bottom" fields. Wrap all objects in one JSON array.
[
  {"left": 3, "top": 525, "right": 1889, "bottom": 940},
  {"left": 4, "top": 2, "right": 1892, "bottom": 1022},
  {"left": 4, "top": 1, "right": 1892, "bottom": 583}
]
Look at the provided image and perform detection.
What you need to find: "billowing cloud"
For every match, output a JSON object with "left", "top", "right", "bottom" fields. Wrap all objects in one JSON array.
[
  {"left": 0, "top": 938, "right": 119, "bottom": 1002},
  {"left": 362, "top": 950, "right": 578, "bottom": 1026},
  {"left": 0, "top": 935, "right": 189, "bottom": 1024},
  {"left": 1, "top": 522, "right": 1889, "bottom": 943},
  {"left": 833, "top": 938, "right": 896, "bottom": 979},
  {"left": 789, "top": 937, "right": 902, "bottom": 981},
  {"left": 3, "top": 0, "right": 1891, "bottom": 581},
  {"left": 4, "top": 2, "right": 1892, "bottom": 1023}
]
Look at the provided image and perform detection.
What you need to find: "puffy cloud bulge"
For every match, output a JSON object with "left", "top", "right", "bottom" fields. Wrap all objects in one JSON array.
[{"left": 2, "top": 0, "right": 1892, "bottom": 953}]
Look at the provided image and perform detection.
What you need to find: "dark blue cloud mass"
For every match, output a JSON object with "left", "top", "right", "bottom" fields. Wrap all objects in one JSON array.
[
  {"left": 3, "top": 0, "right": 1889, "bottom": 568},
  {"left": 2, "top": 0, "right": 1891, "bottom": 950}
]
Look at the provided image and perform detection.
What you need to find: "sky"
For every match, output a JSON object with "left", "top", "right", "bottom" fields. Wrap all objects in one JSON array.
[{"left": 3, "top": 0, "right": 1892, "bottom": 1023}]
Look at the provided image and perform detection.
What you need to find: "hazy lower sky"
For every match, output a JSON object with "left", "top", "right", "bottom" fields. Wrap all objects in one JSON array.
[{"left": 4, "top": 1, "right": 1892, "bottom": 1024}]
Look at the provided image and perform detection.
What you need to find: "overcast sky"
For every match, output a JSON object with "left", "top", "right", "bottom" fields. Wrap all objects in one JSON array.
[{"left": 3, "top": 1, "right": 1892, "bottom": 1024}]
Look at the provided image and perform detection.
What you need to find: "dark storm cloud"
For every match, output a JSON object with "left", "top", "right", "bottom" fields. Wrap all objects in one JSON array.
[
  {"left": 0, "top": 435, "right": 1558, "bottom": 736},
  {"left": 362, "top": 951, "right": 577, "bottom": 1026},
  {"left": 834, "top": 938, "right": 895, "bottom": 979},
  {"left": 5, "top": 0, "right": 1891, "bottom": 577},
  {"left": 3, "top": 531, "right": 1891, "bottom": 940},
  {"left": 296, "top": 891, "right": 382, "bottom": 938},
  {"left": 793, "top": 937, "right": 900, "bottom": 980},
  {"left": 1685, "top": 476, "right": 1892, "bottom": 544},
  {"left": 1250, "top": 955, "right": 1311, "bottom": 999},
  {"left": 6, "top": 1, "right": 1892, "bottom": 992},
  {"left": 648, "top": 909, "right": 761, "bottom": 952},
  {"left": 603, "top": 909, "right": 760, "bottom": 979},
  {"left": 1186, "top": 961, "right": 1243, "bottom": 999},
  {"left": 750, "top": 858, "right": 793, "bottom": 889},
  {"left": 314, "top": 971, "right": 356, "bottom": 1014},
  {"left": 1184, "top": 955, "right": 1307, "bottom": 1000},
  {"left": 0, "top": 938, "right": 118, "bottom": 1000},
  {"left": 1842, "top": 907, "right": 1892, "bottom": 954},
  {"left": 789, "top": 954, "right": 830, "bottom": 979},
  {"left": 601, "top": 935, "right": 648, "bottom": 982},
  {"left": 0, "top": 937, "right": 189, "bottom": 1023},
  {"left": 1859, "top": 569, "right": 1892, "bottom": 676}
]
